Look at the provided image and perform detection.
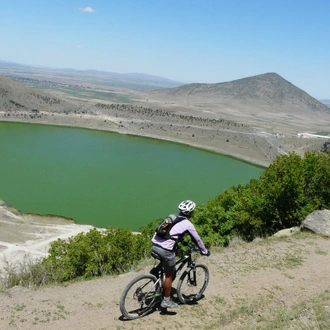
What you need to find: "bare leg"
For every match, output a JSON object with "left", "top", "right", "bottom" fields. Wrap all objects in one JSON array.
[
  {"left": 161, "top": 271, "right": 178, "bottom": 308},
  {"left": 163, "top": 272, "right": 173, "bottom": 297}
]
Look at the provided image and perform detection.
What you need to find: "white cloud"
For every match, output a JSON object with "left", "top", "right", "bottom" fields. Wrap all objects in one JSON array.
[{"left": 79, "top": 7, "right": 95, "bottom": 13}]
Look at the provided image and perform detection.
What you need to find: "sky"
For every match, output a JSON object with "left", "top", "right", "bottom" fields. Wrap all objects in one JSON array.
[{"left": 1, "top": 0, "right": 330, "bottom": 99}]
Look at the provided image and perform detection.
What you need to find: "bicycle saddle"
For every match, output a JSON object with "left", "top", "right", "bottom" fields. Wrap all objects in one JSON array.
[{"left": 151, "top": 251, "right": 162, "bottom": 260}]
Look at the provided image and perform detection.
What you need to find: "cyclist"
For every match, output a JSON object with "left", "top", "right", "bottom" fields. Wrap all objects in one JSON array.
[{"left": 152, "top": 200, "right": 210, "bottom": 309}]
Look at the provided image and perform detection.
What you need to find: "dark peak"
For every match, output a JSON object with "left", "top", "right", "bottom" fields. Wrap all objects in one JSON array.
[
  {"left": 171, "top": 72, "right": 293, "bottom": 92},
  {"left": 152, "top": 72, "right": 329, "bottom": 113},
  {"left": 232, "top": 72, "right": 282, "bottom": 82},
  {"left": 220, "top": 72, "right": 290, "bottom": 88}
]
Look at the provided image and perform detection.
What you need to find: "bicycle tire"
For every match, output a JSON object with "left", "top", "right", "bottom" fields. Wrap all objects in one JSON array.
[
  {"left": 119, "top": 273, "right": 161, "bottom": 320},
  {"left": 176, "top": 263, "right": 209, "bottom": 304}
]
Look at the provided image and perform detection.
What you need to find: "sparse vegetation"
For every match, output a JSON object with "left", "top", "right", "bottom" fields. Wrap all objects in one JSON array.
[
  {"left": 42, "top": 86, "right": 133, "bottom": 103},
  {"left": 201, "top": 290, "right": 330, "bottom": 330}
]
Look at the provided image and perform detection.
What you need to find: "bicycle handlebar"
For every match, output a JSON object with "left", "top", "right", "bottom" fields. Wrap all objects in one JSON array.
[
  {"left": 181, "top": 242, "right": 200, "bottom": 253},
  {"left": 180, "top": 240, "right": 209, "bottom": 253}
]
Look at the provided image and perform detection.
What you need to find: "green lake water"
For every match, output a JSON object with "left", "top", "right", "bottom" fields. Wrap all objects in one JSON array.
[{"left": 0, "top": 121, "right": 264, "bottom": 231}]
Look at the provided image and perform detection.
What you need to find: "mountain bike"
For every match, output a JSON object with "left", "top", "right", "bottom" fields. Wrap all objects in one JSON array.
[{"left": 119, "top": 243, "right": 210, "bottom": 320}]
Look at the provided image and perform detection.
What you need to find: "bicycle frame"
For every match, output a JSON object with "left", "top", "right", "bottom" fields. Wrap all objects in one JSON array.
[
  {"left": 173, "top": 249, "right": 195, "bottom": 280},
  {"left": 141, "top": 278, "right": 163, "bottom": 303},
  {"left": 152, "top": 244, "right": 198, "bottom": 285}
]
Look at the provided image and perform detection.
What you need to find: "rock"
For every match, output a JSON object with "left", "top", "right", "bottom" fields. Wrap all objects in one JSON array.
[
  {"left": 321, "top": 141, "right": 330, "bottom": 153},
  {"left": 300, "top": 210, "right": 330, "bottom": 237},
  {"left": 273, "top": 227, "right": 300, "bottom": 237}
]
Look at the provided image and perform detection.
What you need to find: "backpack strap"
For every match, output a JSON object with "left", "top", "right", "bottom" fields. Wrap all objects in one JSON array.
[{"left": 166, "top": 215, "right": 185, "bottom": 240}]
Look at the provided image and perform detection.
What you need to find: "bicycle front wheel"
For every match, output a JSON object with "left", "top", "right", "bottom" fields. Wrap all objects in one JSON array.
[
  {"left": 119, "top": 273, "right": 161, "bottom": 320},
  {"left": 176, "top": 263, "right": 209, "bottom": 304}
]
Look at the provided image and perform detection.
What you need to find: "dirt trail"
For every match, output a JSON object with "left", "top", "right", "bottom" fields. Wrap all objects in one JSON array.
[{"left": 1, "top": 233, "right": 329, "bottom": 330}]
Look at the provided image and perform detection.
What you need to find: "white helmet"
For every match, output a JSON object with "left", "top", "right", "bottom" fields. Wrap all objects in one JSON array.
[{"left": 178, "top": 200, "right": 196, "bottom": 215}]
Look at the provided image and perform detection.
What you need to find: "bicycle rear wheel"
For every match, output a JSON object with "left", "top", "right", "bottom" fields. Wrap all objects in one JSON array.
[
  {"left": 119, "top": 273, "right": 161, "bottom": 320},
  {"left": 176, "top": 263, "right": 209, "bottom": 304}
]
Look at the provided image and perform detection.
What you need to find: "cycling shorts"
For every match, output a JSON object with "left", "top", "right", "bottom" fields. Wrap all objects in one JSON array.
[{"left": 152, "top": 245, "right": 176, "bottom": 274}]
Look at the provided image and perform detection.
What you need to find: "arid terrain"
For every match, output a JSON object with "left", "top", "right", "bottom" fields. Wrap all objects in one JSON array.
[
  {"left": 1, "top": 67, "right": 330, "bottom": 329},
  {"left": 1, "top": 204, "right": 329, "bottom": 330}
]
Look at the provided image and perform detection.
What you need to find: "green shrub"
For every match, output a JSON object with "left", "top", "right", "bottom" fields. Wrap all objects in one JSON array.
[
  {"left": 200, "top": 151, "right": 330, "bottom": 242},
  {"left": 258, "top": 151, "right": 330, "bottom": 234},
  {"left": 191, "top": 203, "right": 234, "bottom": 246},
  {"left": 42, "top": 227, "right": 151, "bottom": 282}
]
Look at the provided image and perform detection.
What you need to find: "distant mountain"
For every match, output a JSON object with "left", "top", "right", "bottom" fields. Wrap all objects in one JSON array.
[
  {"left": 320, "top": 99, "right": 330, "bottom": 107},
  {"left": 150, "top": 73, "right": 329, "bottom": 114},
  {"left": 0, "top": 60, "right": 184, "bottom": 90}
]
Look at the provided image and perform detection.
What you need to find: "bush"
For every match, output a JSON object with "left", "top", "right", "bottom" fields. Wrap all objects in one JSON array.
[
  {"left": 200, "top": 151, "right": 330, "bottom": 242},
  {"left": 191, "top": 203, "right": 234, "bottom": 246},
  {"left": 42, "top": 227, "right": 151, "bottom": 282},
  {"left": 257, "top": 151, "right": 330, "bottom": 234},
  {"left": 0, "top": 256, "right": 56, "bottom": 288}
]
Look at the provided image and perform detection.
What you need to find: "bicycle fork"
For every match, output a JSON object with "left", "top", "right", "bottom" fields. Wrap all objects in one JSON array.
[{"left": 187, "top": 262, "right": 197, "bottom": 286}]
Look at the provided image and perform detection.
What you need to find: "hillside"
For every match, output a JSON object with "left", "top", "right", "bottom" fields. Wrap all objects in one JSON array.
[
  {"left": 146, "top": 73, "right": 330, "bottom": 135},
  {"left": 1, "top": 73, "right": 330, "bottom": 167},
  {"left": 0, "top": 75, "right": 92, "bottom": 115},
  {"left": 152, "top": 73, "right": 329, "bottom": 113},
  {"left": 1, "top": 229, "right": 329, "bottom": 329},
  {"left": 1, "top": 201, "right": 330, "bottom": 329}
]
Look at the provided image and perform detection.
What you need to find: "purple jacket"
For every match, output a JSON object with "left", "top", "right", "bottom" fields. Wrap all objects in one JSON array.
[{"left": 152, "top": 218, "right": 208, "bottom": 254}]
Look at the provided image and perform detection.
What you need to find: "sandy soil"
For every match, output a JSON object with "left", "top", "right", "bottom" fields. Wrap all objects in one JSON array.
[
  {"left": 0, "top": 201, "right": 94, "bottom": 271},
  {"left": 0, "top": 225, "right": 329, "bottom": 330}
]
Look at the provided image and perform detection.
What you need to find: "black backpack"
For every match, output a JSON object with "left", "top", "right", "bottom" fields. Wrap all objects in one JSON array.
[{"left": 155, "top": 214, "right": 183, "bottom": 239}]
